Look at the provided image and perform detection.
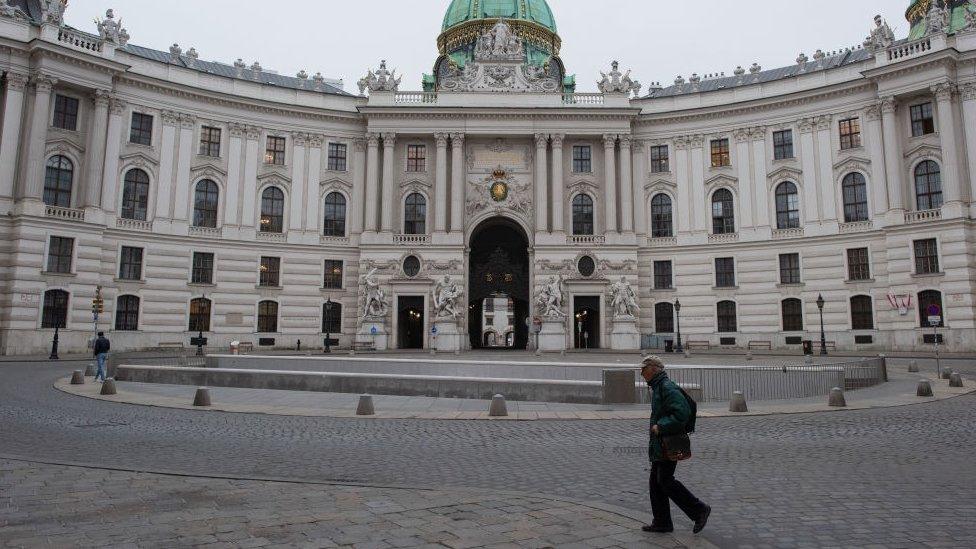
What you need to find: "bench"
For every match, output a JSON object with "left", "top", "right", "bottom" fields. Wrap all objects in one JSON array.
[
  {"left": 748, "top": 341, "right": 773, "bottom": 351},
  {"left": 686, "top": 340, "right": 710, "bottom": 351},
  {"left": 157, "top": 342, "right": 184, "bottom": 350}
]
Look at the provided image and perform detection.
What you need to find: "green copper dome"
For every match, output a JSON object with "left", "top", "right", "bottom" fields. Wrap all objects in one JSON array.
[
  {"left": 906, "top": 0, "right": 975, "bottom": 40},
  {"left": 442, "top": 0, "right": 557, "bottom": 33}
]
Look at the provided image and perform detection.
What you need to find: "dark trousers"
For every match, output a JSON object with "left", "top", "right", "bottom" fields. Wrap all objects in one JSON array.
[{"left": 649, "top": 460, "right": 706, "bottom": 527}]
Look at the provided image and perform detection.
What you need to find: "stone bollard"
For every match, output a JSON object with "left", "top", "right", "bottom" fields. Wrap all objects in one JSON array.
[
  {"left": 70, "top": 370, "right": 85, "bottom": 385},
  {"left": 193, "top": 387, "right": 212, "bottom": 407},
  {"left": 916, "top": 380, "right": 933, "bottom": 397},
  {"left": 908, "top": 360, "right": 919, "bottom": 373},
  {"left": 941, "top": 369, "right": 952, "bottom": 380},
  {"left": 84, "top": 362, "right": 96, "bottom": 377},
  {"left": 100, "top": 379, "right": 117, "bottom": 396},
  {"left": 828, "top": 387, "right": 847, "bottom": 407},
  {"left": 949, "top": 373, "right": 964, "bottom": 388},
  {"left": 729, "top": 391, "right": 748, "bottom": 413},
  {"left": 489, "top": 394, "right": 508, "bottom": 417},
  {"left": 356, "top": 394, "right": 375, "bottom": 416}
]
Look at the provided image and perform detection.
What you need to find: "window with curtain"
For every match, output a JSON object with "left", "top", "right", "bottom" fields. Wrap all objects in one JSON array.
[
  {"left": 188, "top": 298, "right": 211, "bottom": 332},
  {"left": 43, "top": 156, "right": 73, "bottom": 208}
]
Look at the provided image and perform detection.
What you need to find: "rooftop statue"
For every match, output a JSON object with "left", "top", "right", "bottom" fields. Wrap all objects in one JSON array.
[
  {"left": 597, "top": 61, "right": 641, "bottom": 97},
  {"left": 0, "top": 0, "right": 27, "bottom": 19},
  {"left": 41, "top": 0, "right": 66, "bottom": 25},
  {"left": 358, "top": 60, "right": 401, "bottom": 95},
  {"left": 926, "top": 1, "right": 952, "bottom": 35},
  {"left": 965, "top": 0, "right": 976, "bottom": 31},
  {"left": 439, "top": 19, "right": 559, "bottom": 92},
  {"left": 476, "top": 19, "right": 524, "bottom": 61},
  {"left": 864, "top": 14, "right": 895, "bottom": 52},
  {"left": 96, "top": 9, "right": 130, "bottom": 46}
]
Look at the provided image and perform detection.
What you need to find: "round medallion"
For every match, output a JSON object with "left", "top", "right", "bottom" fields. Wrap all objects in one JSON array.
[
  {"left": 578, "top": 256, "right": 596, "bottom": 278},
  {"left": 403, "top": 256, "right": 421, "bottom": 278},
  {"left": 490, "top": 181, "right": 509, "bottom": 202}
]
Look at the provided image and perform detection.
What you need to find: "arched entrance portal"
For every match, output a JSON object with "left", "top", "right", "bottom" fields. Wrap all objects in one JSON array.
[{"left": 468, "top": 218, "right": 530, "bottom": 350}]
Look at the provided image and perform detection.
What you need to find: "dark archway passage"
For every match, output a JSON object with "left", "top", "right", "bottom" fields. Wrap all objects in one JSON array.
[{"left": 468, "top": 218, "right": 530, "bottom": 350}]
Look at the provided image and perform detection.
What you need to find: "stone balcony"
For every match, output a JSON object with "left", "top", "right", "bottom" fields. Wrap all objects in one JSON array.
[
  {"left": 371, "top": 90, "right": 626, "bottom": 109},
  {"left": 189, "top": 226, "right": 222, "bottom": 238},
  {"left": 839, "top": 220, "right": 873, "bottom": 234},
  {"left": 45, "top": 205, "right": 85, "bottom": 222},
  {"left": 904, "top": 209, "right": 941, "bottom": 224},
  {"left": 772, "top": 227, "right": 804, "bottom": 240},
  {"left": 567, "top": 235, "right": 605, "bottom": 245},
  {"left": 256, "top": 231, "right": 286, "bottom": 242},
  {"left": 707, "top": 232, "right": 739, "bottom": 244},
  {"left": 393, "top": 234, "right": 430, "bottom": 245},
  {"left": 115, "top": 218, "right": 152, "bottom": 231}
]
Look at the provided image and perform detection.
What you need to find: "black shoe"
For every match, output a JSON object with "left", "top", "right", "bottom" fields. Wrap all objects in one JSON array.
[
  {"left": 693, "top": 505, "right": 711, "bottom": 534},
  {"left": 642, "top": 524, "right": 674, "bottom": 533}
]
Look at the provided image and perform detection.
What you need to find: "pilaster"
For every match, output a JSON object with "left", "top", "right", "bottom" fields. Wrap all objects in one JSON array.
[
  {"left": 959, "top": 83, "right": 976, "bottom": 216},
  {"left": 154, "top": 110, "right": 179, "bottom": 219},
  {"left": 364, "top": 132, "right": 380, "bottom": 233},
  {"left": 880, "top": 97, "right": 905, "bottom": 220},
  {"left": 450, "top": 133, "right": 465, "bottom": 233},
  {"left": 602, "top": 133, "right": 618, "bottom": 233},
  {"left": 240, "top": 125, "right": 261, "bottom": 227},
  {"left": 619, "top": 135, "right": 634, "bottom": 234},
  {"left": 434, "top": 132, "right": 449, "bottom": 233},
  {"left": 551, "top": 134, "right": 565, "bottom": 234},
  {"left": 82, "top": 89, "right": 110, "bottom": 210},
  {"left": 863, "top": 103, "right": 889, "bottom": 223},
  {"left": 534, "top": 133, "right": 549, "bottom": 234},
  {"left": 173, "top": 114, "right": 196, "bottom": 221},
  {"left": 0, "top": 71, "right": 27, "bottom": 201},
  {"left": 23, "top": 73, "right": 56, "bottom": 201},
  {"left": 932, "top": 82, "right": 964, "bottom": 217},
  {"left": 305, "top": 134, "right": 324, "bottom": 232},
  {"left": 224, "top": 123, "right": 245, "bottom": 226},
  {"left": 351, "top": 137, "right": 367, "bottom": 234},
  {"left": 100, "top": 96, "right": 126, "bottom": 212},
  {"left": 380, "top": 132, "right": 396, "bottom": 233},
  {"left": 289, "top": 132, "right": 308, "bottom": 231}
]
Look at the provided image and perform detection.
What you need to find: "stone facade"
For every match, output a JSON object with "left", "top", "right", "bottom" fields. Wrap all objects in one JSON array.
[{"left": 0, "top": 3, "right": 975, "bottom": 355}]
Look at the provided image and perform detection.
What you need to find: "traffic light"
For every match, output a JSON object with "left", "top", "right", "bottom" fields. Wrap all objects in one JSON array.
[{"left": 92, "top": 297, "right": 104, "bottom": 314}]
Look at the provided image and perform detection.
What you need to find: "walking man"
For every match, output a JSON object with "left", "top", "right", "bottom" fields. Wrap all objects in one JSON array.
[
  {"left": 640, "top": 355, "right": 711, "bottom": 534},
  {"left": 93, "top": 331, "right": 110, "bottom": 382}
]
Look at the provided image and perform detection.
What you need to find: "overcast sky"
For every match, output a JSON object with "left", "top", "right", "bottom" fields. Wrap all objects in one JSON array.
[{"left": 65, "top": 0, "right": 910, "bottom": 93}]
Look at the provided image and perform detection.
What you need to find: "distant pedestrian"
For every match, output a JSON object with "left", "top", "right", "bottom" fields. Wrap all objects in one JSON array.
[
  {"left": 639, "top": 355, "right": 711, "bottom": 534},
  {"left": 93, "top": 332, "right": 110, "bottom": 382}
]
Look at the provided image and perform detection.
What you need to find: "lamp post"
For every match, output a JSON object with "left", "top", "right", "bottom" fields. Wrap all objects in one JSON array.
[
  {"left": 817, "top": 293, "right": 827, "bottom": 356},
  {"left": 674, "top": 299, "right": 683, "bottom": 354},
  {"left": 49, "top": 319, "right": 61, "bottom": 361},
  {"left": 324, "top": 298, "right": 334, "bottom": 354}
]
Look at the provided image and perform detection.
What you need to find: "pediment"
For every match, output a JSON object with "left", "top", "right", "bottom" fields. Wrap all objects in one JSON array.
[
  {"left": 903, "top": 143, "right": 941, "bottom": 162},
  {"left": 321, "top": 177, "right": 352, "bottom": 190},
  {"left": 118, "top": 151, "right": 159, "bottom": 168},
  {"left": 400, "top": 178, "right": 432, "bottom": 190},
  {"left": 190, "top": 162, "right": 228, "bottom": 179},
  {"left": 766, "top": 166, "right": 803, "bottom": 182},
  {"left": 704, "top": 173, "right": 738, "bottom": 188},
  {"left": 568, "top": 179, "right": 599, "bottom": 195},
  {"left": 644, "top": 178, "right": 677, "bottom": 193},
  {"left": 257, "top": 172, "right": 291, "bottom": 185},
  {"left": 832, "top": 155, "right": 871, "bottom": 172},
  {"left": 45, "top": 138, "right": 86, "bottom": 157}
]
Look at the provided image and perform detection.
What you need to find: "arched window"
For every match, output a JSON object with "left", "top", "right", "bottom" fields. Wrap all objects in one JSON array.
[
  {"left": 188, "top": 298, "right": 211, "bottom": 332},
  {"left": 115, "top": 295, "right": 140, "bottom": 331},
  {"left": 403, "top": 193, "right": 427, "bottom": 235},
  {"left": 192, "top": 179, "right": 219, "bottom": 228},
  {"left": 781, "top": 298, "right": 803, "bottom": 331},
  {"left": 711, "top": 189, "right": 735, "bottom": 235},
  {"left": 258, "top": 300, "right": 279, "bottom": 333},
  {"left": 775, "top": 182, "right": 800, "bottom": 230},
  {"left": 323, "top": 192, "right": 347, "bottom": 237},
  {"left": 655, "top": 302, "right": 674, "bottom": 334},
  {"left": 842, "top": 173, "right": 869, "bottom": 223},
  {"left": 42, "top": 290, "right": 69, "bottom": 329},
  {"left": 260, "top": 187, "right": 285, "bottom": 233},
  {"left": 914, "top": 161, "right": 942, "bottom": 211},
  {"left": 918, "top": 290, "right": 944, "bottom": 328},
  {"left": 322, "top": 302, "right": 342, "bottom": 334},
  {"left": 43, "top": 155, "right": 73, "bottom": 208},
  {"left": 717, "top": 300, "right": 737, "bottom": 333},
  {"left": 650, "top": 194, "right": 673, "bottom": 238},
  {"left": 121, "top": 169, "right": 150, "bottom": 221},
  {"left": 572, "top": 194, "right": 594, "bottom": 235},
  {"left": 850, "top": 295, "right": 874, "bottom": 330}
]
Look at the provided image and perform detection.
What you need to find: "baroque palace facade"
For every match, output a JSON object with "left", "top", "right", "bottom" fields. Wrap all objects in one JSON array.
[{"left": 1, "top": 0, "right": 976, "bottom": 355}]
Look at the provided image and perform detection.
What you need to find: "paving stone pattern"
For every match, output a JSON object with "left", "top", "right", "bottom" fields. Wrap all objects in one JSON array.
[{"left": 2, "top": 362, "right": 975, "bottom": 548}]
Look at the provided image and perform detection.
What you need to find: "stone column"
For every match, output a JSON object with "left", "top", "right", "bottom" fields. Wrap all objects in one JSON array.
[
  {"left": 619, "top": 135, "right": 634, "bottom": 233},
  {"left": 863, "top": 104, "right": 889, "bottom": 217},
  {"left": 933, "top": 83, "right": 962, "bottom": 209},
  {"left": 82, "top": 90, "right": 110, "bottom": 208},
  {"left": 100, "top": 97, "right": 126, "bottom": 212},
  {"left": 733, "top": 129, "right": 754, "bottom": 229},
  {"left": 363, "top": 133, "right": 380, "bottom": 233},
  {"left": 450, "top": 133, "right": 465, "bottom": 233},
  {"left": 173, "top": 114, "right": 195, "bottom": 221},
  {"left": 223, "top": 123, "right": 245, "bottom": 226},
  {"left": 240, "top": 126, "right": 260, "bottom": 227},
  {"left": 534, "top": 133, "right": 549, "bottom": 233},
  {"left": 155, "top": 111, "right": 179, "bottom": 219},
  {"left": 798, "top": 118, "right": 820, "bottom": 224},
  {"left": 0, "top": 72, "right": 28, "bottom": 199},
  {"left": 632, "top": 139, "right": 647, "bottom": 236},
  {"left": 689, "top": 136, "right": 706, "bottom": 233},
  {"left": 960, "top": 83, "right": 976, "bottom": 210},
  {"left": 551, "top": 134, "right": 565, "bottom": 234},
  {"left": 603, "top": 134, "right": 618, "bottom": 233},
  {"left": 380, "top": 133, "right": 396, "bottom": 233},
  {"left": 305, "top": 134, "right": 323, "bottom": 231},
  {"left": 880, "top": 97, "right": 905, "bottom": 212},
  {"left": 750, "top": 128, "right": 770, "bottom": 229},
  {"left": 434, "top": 132, "right": 449, "bottom": 233},
  {"left": 815, "top": 116, "right": 838, "bottom": 222},
  {"left": 674, "top": 137, "right": 692, "bottom": 234},
  {"left": 351, "top": 138, "right": 367, "bottom": 234},
  {"left": 289, "top": 132, "right": 308, "bottom": 231},
  {"left": 23, "top": 74, "right": 56, "bottom": 200}
]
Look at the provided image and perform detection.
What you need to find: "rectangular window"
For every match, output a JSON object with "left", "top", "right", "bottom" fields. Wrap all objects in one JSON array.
[
  {"left": 650, "top": 145, "right": 669, "bottom": 173},
  {"left": 839, "top": 117, "right": 862, "bottom": 150},
  {"left": 715, "top": 258, "right": 735, "bottom": 288},
  {"left": 46, "top": 236, "right": 74, "bottom": 274},
  {"left": 779, "top": 253, "right": 801, "bottom": 284},
  {"left": 52, "top": 94, "right": 79, "bottom": 131},
  {"left": 191, "top": 252, "right": 215, "bottom": 285},
  {"left": 773, "top": 130, "right": 794, "bottom": 160},
  {"left": 653, "top": 261, "right": 673, "bottom": 290},
  {"left": 199, "top": 126, "right": 221, "bottom": 157},
  {"left": 118, "top": 246, "right": 144, "bottom": 281},
  {"left": 913, "top": 239, "right": 940, "bottom": 274},
  {"left": 259, "top": 256, "right": 281, "bottom": 287},
  {"left": 265, "top": 136, "right": 286, "bottom": 165},
  {"left": 322, "top": 303, "right": 342, "bottom": 334},
  {"left": 406, "top": 144, "right": 426, "bottom": 172},
  {"left": 910, "top": 102, "right": 935, "bottom": 137},
  {"left": 717, "top": 302, "right": 737, "bottom": 333},
  {"left": 327, "top": 143, "right": 348, "bottom": 171},
  {"left": 847, "top": 248, "right": 871, "bottom": 281},
  {"left": 572, "top": 145, "right": 592, "bottom": 173},
  {"left": 323, "top": 260, "right": 343, "bottom": 289},
  {"left": 129, "top": 112, "right": 154, "bottom": 146},
  {"left": 710, "top": 139, "right": 730, "bottom": 167}
]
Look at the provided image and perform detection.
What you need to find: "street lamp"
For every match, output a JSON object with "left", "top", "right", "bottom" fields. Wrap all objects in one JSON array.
[
  {"left": 324, "top": 298, "right": 334, "bottom": 354},
  {"left": 816, "top": 293, "right": 828, "bottom": 356},
  {"left": 49, "top": 318, "right": 61, "bottom": 361},
  {"left": 674, "top": 299, "right": 683, "bottom": 354}
]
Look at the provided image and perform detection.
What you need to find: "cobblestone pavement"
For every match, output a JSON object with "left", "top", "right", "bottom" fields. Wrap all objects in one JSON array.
[{"left": 2, "top": 362, "right": 975, "bottom": 548}]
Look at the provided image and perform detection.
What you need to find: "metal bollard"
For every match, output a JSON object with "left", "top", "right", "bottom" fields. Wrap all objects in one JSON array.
[
  {"left": 949, "top": 373, "right": 964, "bottom": 388},
  {"left": 100, "top": 379, "right": 117, "bottom": 396},
  {"left": 489, "top": 394, "right": 508, "bottom": 417},
  {"left": 356, "top": 394, "right": 375, "bottom": 416},
  {"left": 729, "top": 391, "right": 748, "bottom": 413},
  {"left": 70, "top": 371, "right": 85, "bottom": 385},
  {"left": 828, "top": 387, "right": 847, "bottom": 407},
  {"left": 193, "top": 387, "right": 212, "bottom": 407},
  {"left": 916, "top": 380, "right": 933, "bottom": 397},
  {"left": 908, "top": 360, "right": 919, "bottom": 373}
]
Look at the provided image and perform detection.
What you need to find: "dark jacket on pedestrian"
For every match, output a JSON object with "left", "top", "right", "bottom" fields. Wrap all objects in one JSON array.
[
  {"left": 93, "top": 336, "right": 111, "bottom": 356},
  {"left": 647, "top": 371, "right": 691, "bottom": 462}
]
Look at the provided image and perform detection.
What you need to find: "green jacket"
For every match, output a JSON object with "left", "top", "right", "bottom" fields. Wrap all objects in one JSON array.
[{"left": 647, "top": 371, "right": 691, "bottom": 462}]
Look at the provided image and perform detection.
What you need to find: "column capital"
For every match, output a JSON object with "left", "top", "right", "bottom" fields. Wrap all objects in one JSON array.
[
  {"left": 618, "top": 135, "right": 632, "bottom": 149},
  {"left": 179, "top": 113, "right": 196, "bottom": 130},
  {"left": 381, "top": 132, "right": 396, "bottom": 147},
  {"left": 814, "top": 115, "right": 832, "bottom": 132},
  {"left": 245, "top": 125, "right": 262, "bottom": 141},
  {"left": 365, "top": 132, "right": 380, "bottom": 147},
  {"left": 31, "top": 73, "right": 57, "bottom": 93},
  {"left": 602, "top": 133, "right": 618, "bottom": 148},
  {"left": 749, "top": 127, "right": 767, "bottom": 141},
  {"left": 550, "top": 133, "right": 565, "bottom": 148},
  {"left": 353, "top": 137, "right": 368, "bottom": 152},
  {"left": 797, "top": 117, "right": 816, "bottom": 133},
  {"left": 307, "top": 133, "right": 325, "bottom": 148},
  {"left": 688, "top": 134, "right": 705, "bottom": 149},
  {"left": 630, "top": 138, "right": 645, "bottom": 149},
  {"left": 534, "top": 133, "right": 549, "bottom": 148},
  {"left": 161, "top": 110, "right": 180, "bottom": 127},
  {"left": 450, "top": 132, "right": 465, "bottom": 147},
  {"left": 434, "top": 132, "right": 449, "bottom": 148},
  {"left": 109, "top": 96, "right": 127, "bottom": 116},
  {"left": 229, "top": 122, "right": 246, "bottom": 138},
  {"left": 291, "top": 131, "right": 308, "bottom": 146},
  {"left": 961, "top": 82, "right": 976, "bottom": 102},
  {"left": 864, "top": 103, "right": 883, "bottom": 122},
  {"left": 931, "top": 81, "right": 956, "bottom": 102},
  {"left": 92, "top": 88, "right": 111, "bottom": 108},
  {"left": 673, "top": 136, "right": 690, "bottom": 151},
  {"left": 733, "top": 128, "right": 751, "bottom": 143},
  {"left": 879, "top": 96, "right": 897, "bottom": 115},
  {"left": 5, "top": 71, "right": 29, "bottom": 92}
]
